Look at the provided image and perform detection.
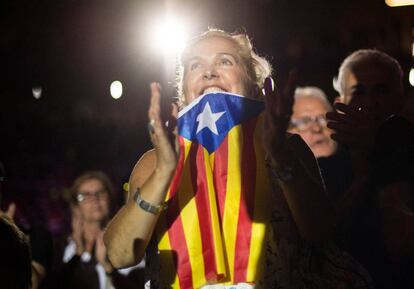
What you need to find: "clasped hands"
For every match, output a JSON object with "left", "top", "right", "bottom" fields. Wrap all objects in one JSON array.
[{"left": 71, "top": 208, "right": 113, "bottom": 273}]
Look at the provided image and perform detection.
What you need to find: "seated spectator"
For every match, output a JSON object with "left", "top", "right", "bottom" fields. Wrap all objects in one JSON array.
[
  {"left": 0, "top": 215, "right": 32, "bottom": 289},
  {"left": 44, "top": 170, "right": 144, "bottom": 289},
  {"left": 328, "top": 49, "right": 412, "bottom": 289}
]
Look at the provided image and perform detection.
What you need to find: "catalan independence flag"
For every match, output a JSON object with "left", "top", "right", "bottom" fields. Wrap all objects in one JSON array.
[{"left": 155, "top": 92, "right": 272, "bottom": 289}]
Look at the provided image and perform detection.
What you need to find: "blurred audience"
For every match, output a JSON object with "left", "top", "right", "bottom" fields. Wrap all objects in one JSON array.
[
  {"left": 43, "top": 170, "right": 144, "bottom": 289},
  {"left": 0, "top": 215, "right": 32, "bottom": 289},
  {"left": 328, "top": 49, "right": 413, "bottom": 289},
  {"left": 0, "top": 161, "right": 53, "bottom": 289}
]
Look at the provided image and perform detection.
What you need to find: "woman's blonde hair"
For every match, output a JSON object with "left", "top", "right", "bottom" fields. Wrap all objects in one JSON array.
[{"left": 176, "top": 29, "right": 272, "bottom": 105}]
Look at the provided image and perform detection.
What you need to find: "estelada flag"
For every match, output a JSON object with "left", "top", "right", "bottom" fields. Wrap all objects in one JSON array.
[{"left": 154, "top": 92, "right": 272, "bottom": 289}]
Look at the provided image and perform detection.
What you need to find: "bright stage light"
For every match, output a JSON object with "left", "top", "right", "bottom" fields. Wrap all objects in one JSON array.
[
  {"left": 385, "top": 0, "right": 414, "bottom": 7},
  {"left": 110, "top": 81, "right": 123, "bottom": 99},
  {"left": 152, "top": 17, "right": 187, "bottom": 56},
  {"left": 409, "top": 68, "right": 414, "bottom": 87},
  {"left": 32, "top": 87, "right": 42, "bottom": 99}
]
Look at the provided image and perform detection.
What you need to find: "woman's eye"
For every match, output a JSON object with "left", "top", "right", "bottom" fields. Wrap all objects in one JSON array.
[
  {"left": 219, "top": 58, "right": 233, "bottom": 66},
  {"left": 189, "top": 62, "right": 201, "bottom": 71}
]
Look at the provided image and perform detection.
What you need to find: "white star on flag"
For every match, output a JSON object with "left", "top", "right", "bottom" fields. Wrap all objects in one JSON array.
[{"left": 196, "top": 102, "right": 226, "bottom": 135}]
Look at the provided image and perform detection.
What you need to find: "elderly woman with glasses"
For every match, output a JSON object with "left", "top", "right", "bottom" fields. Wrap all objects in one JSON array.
[
  {"left": 46, "top": 171, "right": 144, "bottom": 289},
  {"left": 102, "top": 29, "right": 371, "bottom": 289}
]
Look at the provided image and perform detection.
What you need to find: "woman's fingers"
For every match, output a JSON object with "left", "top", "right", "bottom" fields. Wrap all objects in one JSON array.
[
  {"left": 6, "top": 202, "right": 16, "bottom": 219},
  {"left": 148, "top": 82, "right": 169, "bottom": 144},
  {"left": 262, "top": 73, "right": 296, "bottom": 164},
  {"left": 334, "top": 102, "right": 376, "bottom": 121},
  {"left": 169, "top": 103, "right": 180, "bottom": 154},
  {"left": 263, "top": 77, "right": 275, "bottom": 96},
  {"left": 167, "top": 103, "right": 178, "bottom": 136},
  {"left": 147, "top": 82, "right": 178, "bottom": 172},
  {"left": 149, "top": 82, "right": 162, "bottom": 129},
  {"left": 326, "top": 111, "right": 358, "bottom": 126}
]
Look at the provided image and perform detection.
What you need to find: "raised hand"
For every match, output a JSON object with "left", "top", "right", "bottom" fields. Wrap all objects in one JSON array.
[
  {"left": 327, "top": 102, "right": 380, "bottom": 151},
  {"left": 326, "top": 102, "right": 381, "bottom": 174},
  {"left": 148, "top": 83, "right": 179, "bottom": 176},
  {"left": 262, "top": 73, "right": 296, "bottom": 168}
]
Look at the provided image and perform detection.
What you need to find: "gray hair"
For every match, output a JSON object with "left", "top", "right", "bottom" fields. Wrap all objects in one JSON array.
[
  {"left": 176, "top": 28, "right": 272, "bottom": 105},
  {"left": 333, "top": 49, "right": 403, "bottom": 96},
  {"left": 294, "top": 86, "right": 333, "bottom": 111}
]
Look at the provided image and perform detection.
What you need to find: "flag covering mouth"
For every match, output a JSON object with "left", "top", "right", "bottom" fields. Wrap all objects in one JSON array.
[
  {"left": 155, "top": 92, "right": 272, "bottom": 289},
  {"left": 178, "top": 92, "right": 265, "bottom": 153}
]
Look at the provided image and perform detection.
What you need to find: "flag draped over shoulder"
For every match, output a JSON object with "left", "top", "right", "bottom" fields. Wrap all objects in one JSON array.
[{"left": 155, "top": 92, "right": 272, "bottom": 289}]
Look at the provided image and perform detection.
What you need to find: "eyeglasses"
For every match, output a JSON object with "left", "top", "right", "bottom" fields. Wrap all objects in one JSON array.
[
  {"left": 76, "top": 189, "right": 108, "bottom": 203},
  {"left": 289, "top": 114, "right": 327, "bottom": 132}
]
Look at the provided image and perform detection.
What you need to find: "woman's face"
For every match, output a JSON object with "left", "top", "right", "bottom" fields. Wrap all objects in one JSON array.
[
  {"left": 183, "top": 36, "right": 251, "bottom": 104},
  {"left": 342, "top": 62, "right": 403, "bottom": 120},
  {"left": 289, "top": 97, "right": 337, "bottom": 158},
  {"left": 76, "top": 178, "right": 109, "bottom": 224}
]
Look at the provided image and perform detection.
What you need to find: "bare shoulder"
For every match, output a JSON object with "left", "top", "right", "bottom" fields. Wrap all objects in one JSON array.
[{"left": 129, "top": 149, "right": 157, "bottom": 192}]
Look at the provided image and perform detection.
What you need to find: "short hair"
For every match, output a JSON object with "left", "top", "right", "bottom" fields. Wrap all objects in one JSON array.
[
  {"left": 69, "top": 170, "right": 115, "bottom": 207},
  {"left": 0, "top": 215, "right": 32, "bottom": 289},
  {"left": 333, "top": 49, "right": 403, "bottom": 96},
  {"left": 176, "top": 28, "right": 272, "bottom": 105},
  {"left": 294, "top": 86, "right": 333, "bottom": 111}
]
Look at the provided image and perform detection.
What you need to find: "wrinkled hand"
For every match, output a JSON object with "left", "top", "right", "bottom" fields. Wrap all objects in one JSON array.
[
  {"left": 262, "top": 73, "right": 296, "bottom": 167},
  {"left": 148, "top": 82, "right": 179, "bottom": 175}
]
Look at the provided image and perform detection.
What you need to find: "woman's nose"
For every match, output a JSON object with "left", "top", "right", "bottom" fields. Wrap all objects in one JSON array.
[
  {"left": 203, "top": 66, "right": 218, "bottom": 80},
  {"left": 310, "top": 121, "right": 323, "bottom": 132}
]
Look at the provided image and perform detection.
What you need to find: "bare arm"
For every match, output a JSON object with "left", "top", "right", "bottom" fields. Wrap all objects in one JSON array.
[
  {"left": 263, "top": 76, "right": 335, "bottom": 242},
  {"left": 104, "top": 83, "right": 178, "bottom": 268}
]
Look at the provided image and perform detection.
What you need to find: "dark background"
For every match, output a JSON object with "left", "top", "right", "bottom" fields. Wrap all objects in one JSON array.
[{"left": 1, "top": 0, "right": 413, "bottom": 234}]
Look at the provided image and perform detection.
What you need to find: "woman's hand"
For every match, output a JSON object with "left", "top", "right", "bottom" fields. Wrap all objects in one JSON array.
[
  {"left": 102, "top": 83, "right": 180, "bottom": 268},
  {"left": 148, "top": 83, "right": 178, "bottom": 177},
  {"left": 70, "top": 206, "right": 85, "bottom": 255},
  {"left": 95, "top": 231, "right": 114, "bottom": 273},
  {"left": 326, "top": 102, "right": 380, "bottom": 152},
  {"left": 326, "top": 102, "right": 381, "bottom": 174},
  {"left": 262, "top": 73, "right": 296, "bottom": 168}
]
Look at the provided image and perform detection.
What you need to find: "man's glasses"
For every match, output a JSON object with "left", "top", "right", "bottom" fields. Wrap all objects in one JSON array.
[
  {"left": 289, "top": 114, "right": 327, "bottom": 132},
  {"left": 76, "top": 189, "right": 108, "bottom": 203}
]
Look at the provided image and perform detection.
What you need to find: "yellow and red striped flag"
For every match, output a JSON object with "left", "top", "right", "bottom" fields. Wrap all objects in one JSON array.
[{"left": 155, "top": 92, "right": 272, "bottom": 289}]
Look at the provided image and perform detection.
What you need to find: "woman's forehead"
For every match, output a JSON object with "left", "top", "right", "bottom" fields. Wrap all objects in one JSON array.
[
  {"left": 79, "top": 178, "right": 103, "bottom": 190},
  {"left": 184, "top": 36, "right": 240, "bottom": 59}
]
